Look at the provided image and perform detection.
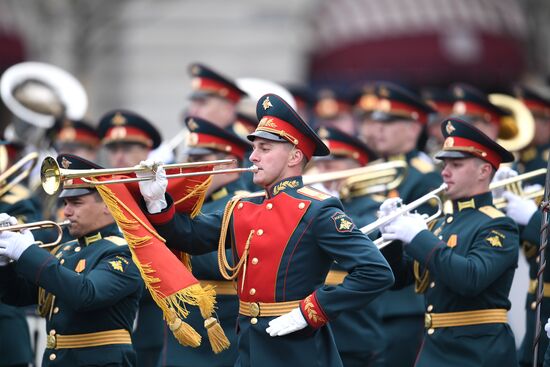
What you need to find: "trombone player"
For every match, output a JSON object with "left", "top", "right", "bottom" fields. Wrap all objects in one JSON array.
[
  {"left": 0, "top": 154, "right": 143, "bottom": 366},
  {"left": 379, "top": 118, "right": 519, "bottom": 366}
]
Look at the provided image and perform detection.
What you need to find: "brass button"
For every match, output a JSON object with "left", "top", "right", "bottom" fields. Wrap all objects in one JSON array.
[
  {"left": 429, "top": 282, "right": 435, "bottom": 288},
  {"left": 250, "top": 317, "right": 258, "bottom": 325},
  {"left": 266, "top": 203, "right": 273, "bottom": 210},
  {"left": 531, "top": 301, "right": 537, "bottom": 310},
  {"left": 257, "top": 229, "right": 264, "bottom": 236},
  {"left": 250, "top": 303, "right": 260, "bottom": 317},
  {"left": 537, "top": 256, "right": 540, "bottom": 263},
  {"left": 427, "top": 305, "right": 433, "bottom": 312},
  {"left": 53, "top": 307, "right": 59, "bottom": 314},
  {"left": 49, "top": 354, "right": 56, "bottom": 361},
  {"left": 446, "top": 217, "right": 453, "bottom": 223},
  {"left": 427, "top": 328, "right": 435, "bottom": 335},
  {"left": 74, "top": 247, "right": 81, "bottom": 252},
  {"left": 49, "top": 329, "right": 56, "bottom": 336},
  {"left": 60, "top": 259, "right": 65, "bottom": 264},
  {"left": 249, "top": 288, "right": 256, "bottom": 295},
  {"left": 298, "top": 202, "right": 305, "bottom": 209},
  {"left": 238, "top": 203, "right": 244, "bottom": 209},
  {"left": 251, "top": 257, "right": 259, "bottom": 265}
]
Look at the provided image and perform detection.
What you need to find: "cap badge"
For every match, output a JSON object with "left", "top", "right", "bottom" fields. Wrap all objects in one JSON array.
[
  {"left": 379, "top": 86, "right": 390, "bottom": 97},
  {"left": 445, "top": 121, "right": 456, "bottom": 135},
  {"left": 59, "top": 127, "right": 76, "bottom": 141},
  {"left": 318, "top": 127, "right": 329, "bottom": 139},
  {"left": 61, "top": 157, "right": 72, "bottom": 169},
  {"left": 262, "top": 96, "right": 273, "bottom": 110},
  {"left": 258, "top": 117, "right": 277, "bottom": 129},
  {"left": 112, "top": 112, "right": 127, "bottom": 125},
  {"left": 187, "top": 118, "right": 198, "bottom": 131},
  {"left": 443, "top": 137, "right": 454, "bottom": 148}
]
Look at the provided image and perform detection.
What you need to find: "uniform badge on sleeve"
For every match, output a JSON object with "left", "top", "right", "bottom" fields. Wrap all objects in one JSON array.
[
  {"left": 332, "top": 212, "right": 355, "bottom": 233},
  {"left": 109, "top": 260, "right": 125, "bottom": 272},
  {"left": 485, "top": 230, "right": 505, "bottom": 248}
]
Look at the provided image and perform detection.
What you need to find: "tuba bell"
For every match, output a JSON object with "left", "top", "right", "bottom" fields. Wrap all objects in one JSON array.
[
  {"left": 488, "top": 93, "right": 535, "bottom": 152},
  {"left": 0, "top": 61, "right": 88, "bottom": 147}
]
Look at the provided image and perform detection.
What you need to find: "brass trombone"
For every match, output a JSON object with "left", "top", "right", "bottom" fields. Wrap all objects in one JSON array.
[
  {"left": 0, "top": 152, "right": 39, "bottom": 197},
  {"left": 303, "top": 160, "right": 407, "bottom": 197},
  {"left": 359, "top": 183, "right": 448, "bottom": 250},
  {"left": 0, "top": 219, "right": 71, "bottom": 248},
  {"left": 490, "top": 168, "right": 546, "bottom": 209},
  {"left": 40, "top": 156, "right": 258, "bottom": 195}
]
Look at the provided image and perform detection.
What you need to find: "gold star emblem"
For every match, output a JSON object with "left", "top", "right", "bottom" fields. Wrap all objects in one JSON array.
[
  {"left": 339, "top": 218, "right": 353, "bottom": 231},
  {"left": 445, "top": 121, "right": 456, "bottom": 135},
  {"left": 262, "top": 96, "right": 273, "bottom": 110},
  {"left": 486, "top": 236, "right": 502, "bottom": 247},
  {"left": 109, "top": 260, "right": 124, "bottom": 272},
  {"left": 112, "top": 112, "right": 126, "bottom": 125},
  {"left": 61, "top": 157, "right": 72, "bottom": 169},
  {"left": 318, "top": 127, "right": 329, "bottom": 139}
]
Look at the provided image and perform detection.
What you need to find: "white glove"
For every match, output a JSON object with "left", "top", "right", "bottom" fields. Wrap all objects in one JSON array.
[
  {"left": 266, "top": 307, "right": 308, "bottom": 337},
  {"left": 0, "top": 229, "right": 35, "bottom": 261},
  {"left": 0, "top": 213, "right": 17, "bottom": 226},
  {"left": 381, "top": 213, "right": 427, "bottom": 244},
  {"left": 378, "top": 197, "right": 403, "bottom": 218},
  {"left": 492, "top": 167, "right": 518, "bottom": 199},
  {"left": 545, "top": 317, "right": 550, "bottom": 338},
  {"left": 502, "top": 191, "right": 538, "bottom": 226},
  {"left": 137, "top": 160, "right": 168, "bottom": 214},
  {"left": 147, "top": 143, "right": 175, "bottom": 164}
]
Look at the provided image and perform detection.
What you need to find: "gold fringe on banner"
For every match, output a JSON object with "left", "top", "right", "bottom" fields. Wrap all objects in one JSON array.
[{"left": 96, "top": 184, "right": 229, "bottom": 352}]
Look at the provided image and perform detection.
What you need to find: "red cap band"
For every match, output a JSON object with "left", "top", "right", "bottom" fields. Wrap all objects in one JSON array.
[{"left": 256, "top": 116, "right": 316, "bottom": 159}]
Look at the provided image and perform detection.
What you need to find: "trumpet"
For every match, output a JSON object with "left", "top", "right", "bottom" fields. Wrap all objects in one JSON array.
[
  {"left": 359, "top": 183, "right": 448, "bottom": 250},
  {"left": 490, "top": 168, "right": 546, "bottom": 209},
  {"left": 40, "top": 156, "right": 258, "bottom": 195},
  {"left": 303, "top": 160, "right": 407, "bottom": 197},
  {"left": 0, "top": 219, "right": 71, "bottom": 248},
  {"left": 0, "top": 152, "right": 39, "bottom": 197}
]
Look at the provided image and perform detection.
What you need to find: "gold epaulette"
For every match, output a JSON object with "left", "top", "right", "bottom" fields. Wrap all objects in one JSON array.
[
  {"left": 297, "top": 186, "right": 331, "bottom": 201},
  {"left": 104, "top": 236, "right": 127, "bottom": 246},
  {"left": 478, "top": 206, "right": 505, "bottom": 219},
  {"left": 410, "top": 157, "right": 435, "bottom": 174}
]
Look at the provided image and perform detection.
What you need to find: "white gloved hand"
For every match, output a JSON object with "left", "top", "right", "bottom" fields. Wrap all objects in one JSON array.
[
  {"left": 381, "top": 213, "right": 428, "bottom": 244},
  {"left": 0, "top": 213, "right": 17, "bottom": 226},
  {"left": 266, "top": 307, "right": 308, "bottom": 337},
  {"left": 502, "top": 191, "right": 538, "bottom": 226},
  {"left": 137, "top": 160, "right": 168, "bottom": 214},
  {"left": 545, "top": 317, "right": 550, "bottom": 338},
  {"left": 378, "top": 197, "right": 403, "bottom": 218},
  {"left": 147, "top": 143, "right": 175, "bottom": 164},
  {"left": 0, "top": 229, "right": 35, "bottom": 261},
  {"left": 492, "top": 167, "right": 518, "bottom": 199}
]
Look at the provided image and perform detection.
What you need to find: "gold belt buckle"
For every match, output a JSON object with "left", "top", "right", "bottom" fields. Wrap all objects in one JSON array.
[
  {"left": 46, "top": 334, "right": 57, "bottom": 349},
  {"left": 249, "top": 302, "right": 260, "bottom": 317},
  {"left": 424, "top": 313, "right": 432, "bottom": 328}
]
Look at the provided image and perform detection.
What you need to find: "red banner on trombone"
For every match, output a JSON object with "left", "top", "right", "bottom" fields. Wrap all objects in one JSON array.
[{"left": 95, "top": 165, "right": 228, "bottom": 351}]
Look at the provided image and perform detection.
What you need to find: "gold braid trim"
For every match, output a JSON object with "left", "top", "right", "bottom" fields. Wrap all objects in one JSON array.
[
  {"left": 96, "top": 184, "right": 222, "bottom": 349},
  {"left": 217, "top": 196, "right": 251, "bottom": 287},
  {"left": 414, "top": 260, "right": 430, "bottom": 294}
]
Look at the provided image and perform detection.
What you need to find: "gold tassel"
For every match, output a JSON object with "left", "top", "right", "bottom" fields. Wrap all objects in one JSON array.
[
  {"left": 166, "top": 309, "right": 201, "bottom": 347},
  {"left": 204, "top": 317, "right": 230, "bottom": 354}
]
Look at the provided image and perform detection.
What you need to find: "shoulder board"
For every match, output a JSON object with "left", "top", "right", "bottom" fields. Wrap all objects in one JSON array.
[
  {"left": 297, "top": 186, "right": 331, "bottom": 201},
  {"left": 478, "top": 206, "right": 505, "bottom": 219},
  {"left": 104, "top": 236, "right": 128, "bottom": 246},
  {"left": 410, "top": 157, "right": 435, "bottom": 174}
]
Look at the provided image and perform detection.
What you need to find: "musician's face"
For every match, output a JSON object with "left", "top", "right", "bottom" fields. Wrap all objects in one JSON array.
[
  {"left": 441, "top": 158, "right": 492, "bottom": 200},
  {"left": 63, "top": 193, "right": 111, "bottom": 238},
  {"left": 104, "top": 142, "right": 150, "bottom": 168},
  {"left": 315, "top": 158, "right": 359, "bottom": 193},
  {"left": 249, "top": 138, "right": 301, "bottom": 188},
  {"left": 187, "top": 96, "right": 235, "bottom": 129}
]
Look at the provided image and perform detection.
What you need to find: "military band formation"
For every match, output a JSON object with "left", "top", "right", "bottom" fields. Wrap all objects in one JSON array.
[{"left": 0, "top": 60, "right": 550, "bottom": 367}]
